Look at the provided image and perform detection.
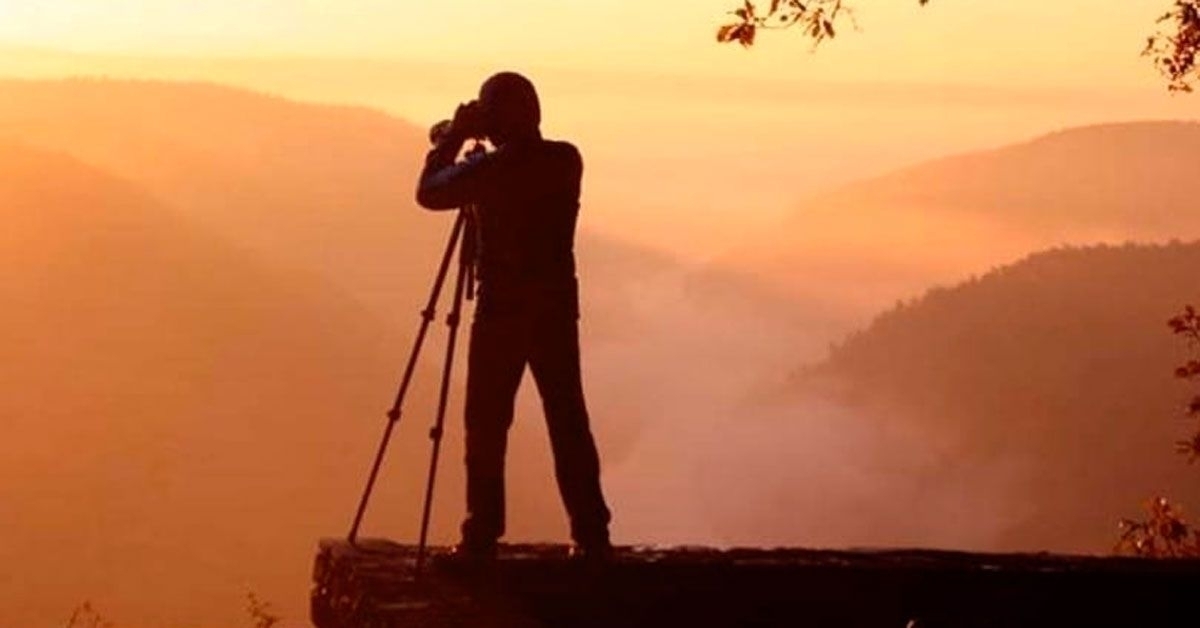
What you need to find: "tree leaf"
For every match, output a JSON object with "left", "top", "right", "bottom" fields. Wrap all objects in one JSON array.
[{"left": 740, "top": 24, "right": 757, "bottom": 47}]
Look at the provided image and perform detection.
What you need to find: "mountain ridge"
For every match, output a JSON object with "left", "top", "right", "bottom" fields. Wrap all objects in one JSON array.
[
  {"left": 0, "top": 139, "right": 407, "bottom": 627},
  {"left": 717, "top": 119, "right": 1200, "bottom": 323},
  {"left": 785, "top": 240, "right": 1200, "bottom": 551}
]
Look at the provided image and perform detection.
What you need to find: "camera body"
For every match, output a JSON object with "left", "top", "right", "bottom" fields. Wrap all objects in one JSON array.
[
  {"left": 429, "top": 100, "right": 490, "bottom": 146},
  {"left": 452, "top": 100, "right": 488, "bottom": 139}
]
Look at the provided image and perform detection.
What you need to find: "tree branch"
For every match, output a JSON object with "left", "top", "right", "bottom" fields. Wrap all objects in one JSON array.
[{"left": 718, "top": 0, "right": 1200, "bottom": 92}]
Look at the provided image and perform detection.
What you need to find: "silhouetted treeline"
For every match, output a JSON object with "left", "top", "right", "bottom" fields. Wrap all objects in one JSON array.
[{"left": 800, "top": 241, "right": 1200, "bottom": 551}]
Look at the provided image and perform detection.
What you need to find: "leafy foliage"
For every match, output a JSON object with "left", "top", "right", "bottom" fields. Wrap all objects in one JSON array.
[
  {"left": 1145, "top": 1, "right": 1200, "bottom": 91},
  {"left": 1117, "top": 496, "right": 1200, "bottom": 557},
  {"left": 61, "top": 594, "right": 281, "bottom": 628},
  {"left": 1169, "top": 305, "right": 1200, "bottom": 462},
  {"left": 246, "top": 592, "right": 281, "bottom": 628},
  {"left": 717, "top": 0, "right": 932, "bottom": 48},
  {"left": 1115, "top": 305, "right": 1200, "bottom": 558},
  {"left": 718, "top": 0, "right": 1200, "bottom": 92},
  {"left": 64, "top": 602, "right": 114, "bottom": 628}
]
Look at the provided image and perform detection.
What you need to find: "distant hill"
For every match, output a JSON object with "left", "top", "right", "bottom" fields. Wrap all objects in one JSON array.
[
  {"left": 719, "top": 121, "right": 1200, "bottom": 322},
  {"left": 0, "top": 77, "right": 736, "bottom": 371},
  {"left": 0, "top": 78, "right": 441, "bottom": 314},
  {"left": 777, "top": 242, "right": 1200, "bottom": 552},
  {"left": 0, "top": 142, "right": 417, "bottom": 627},
  {"left": 0, "top": 78, "right": 714, "bottom": 328}
]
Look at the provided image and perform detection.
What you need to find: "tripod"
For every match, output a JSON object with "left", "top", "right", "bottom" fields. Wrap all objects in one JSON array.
[{"left": 347, "top": 202, "right": 477, "bottom": 575}]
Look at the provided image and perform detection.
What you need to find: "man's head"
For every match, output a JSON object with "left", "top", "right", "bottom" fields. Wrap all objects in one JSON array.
[{"left": 478, "top": 72, "right": 540, "bottom": 145}]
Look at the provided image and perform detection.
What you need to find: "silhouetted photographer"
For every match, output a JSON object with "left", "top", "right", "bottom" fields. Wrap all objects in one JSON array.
[{"left": 416, "top": 72, "right": 612, "bottom": 561}]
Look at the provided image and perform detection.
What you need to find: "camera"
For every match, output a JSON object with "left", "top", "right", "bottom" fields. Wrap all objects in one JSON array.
[
  {"left": 453, "top": 100, "right": 487, "bottom": 139},
  {"left": 429, "top": 100, "right": 488, "bottom": 145}
]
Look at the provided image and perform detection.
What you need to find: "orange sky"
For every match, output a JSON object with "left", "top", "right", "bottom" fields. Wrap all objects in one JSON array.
[
  {"left": 0, "top": 1, "right": 1195, "bottom": 258},
  {"left": 0, "top": 1, "right": 1175, "bottom": 87}
]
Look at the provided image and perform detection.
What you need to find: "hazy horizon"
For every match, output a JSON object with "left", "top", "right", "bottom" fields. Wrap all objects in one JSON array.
[{"left": 2, "top": 39, "right": 1197, "bottom": 261}]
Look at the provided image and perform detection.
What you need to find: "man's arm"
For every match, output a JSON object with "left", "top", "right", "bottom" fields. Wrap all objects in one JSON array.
[{"left": 415, "top": 134, "right": 493, "bottom": 210}]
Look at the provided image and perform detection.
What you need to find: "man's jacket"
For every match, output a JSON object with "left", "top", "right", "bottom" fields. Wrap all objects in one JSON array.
[{"left": 416, "top": 134, "right": 584, "bottom": 319}]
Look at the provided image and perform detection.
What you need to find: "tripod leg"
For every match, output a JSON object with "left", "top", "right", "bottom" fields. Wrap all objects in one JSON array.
[
  {"left": 348, "top": 213, "right": 465, "bottom": 544},
  {"left": 415, "top": 242, "right": 472, "bottom": 574}
]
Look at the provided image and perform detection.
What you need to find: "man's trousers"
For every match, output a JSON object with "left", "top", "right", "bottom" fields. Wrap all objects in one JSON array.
[{"left": 459, "top": 311, "right": 611, "bottom": 549}]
